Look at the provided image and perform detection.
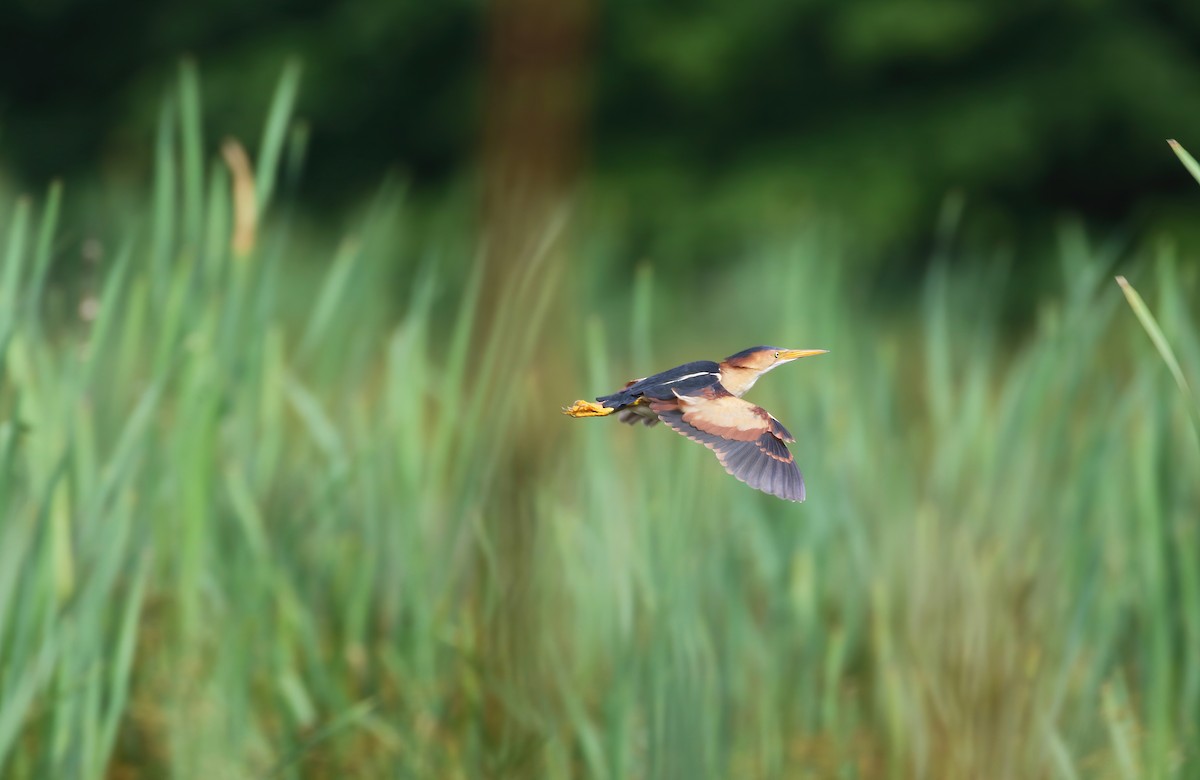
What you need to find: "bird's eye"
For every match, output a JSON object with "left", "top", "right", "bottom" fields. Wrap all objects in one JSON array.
[{"left": 773, "top": 351, "right": 780, "bottom": 359}]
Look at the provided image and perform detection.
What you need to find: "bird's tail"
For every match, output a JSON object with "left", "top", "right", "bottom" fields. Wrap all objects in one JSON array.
[{"left": 595, "top": 389, "right": 635, "bottom": 409}]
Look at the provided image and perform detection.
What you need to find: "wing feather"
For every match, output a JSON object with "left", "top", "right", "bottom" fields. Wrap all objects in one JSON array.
[
  {"left": 650, "top": 392, "right": 806, "bottom": 502},
  {"left": 673, "top": 389, "right": 769, "bottom": 441}
]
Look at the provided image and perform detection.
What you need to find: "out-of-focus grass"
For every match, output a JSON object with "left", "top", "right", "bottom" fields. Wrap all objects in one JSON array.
[{"left": 1, "top": 66, "right": 1199, "bottom": 779}]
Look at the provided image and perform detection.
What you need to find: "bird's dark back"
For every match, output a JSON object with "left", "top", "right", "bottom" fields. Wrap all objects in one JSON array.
[{"left": 597, "top": 360, "right": 721, "bottom": 407}]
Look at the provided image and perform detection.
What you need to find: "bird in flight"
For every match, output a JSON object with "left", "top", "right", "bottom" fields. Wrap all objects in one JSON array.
[{"left": 563, "top": 346, "right": 827, "bottom": 501}]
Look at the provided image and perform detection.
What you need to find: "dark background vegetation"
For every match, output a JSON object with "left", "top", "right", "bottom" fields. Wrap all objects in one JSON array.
[{"left": 5, "top": 0, "right": 1200, "bottom": 276}]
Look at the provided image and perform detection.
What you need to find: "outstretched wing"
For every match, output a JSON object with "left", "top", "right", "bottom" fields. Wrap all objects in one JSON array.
[{"left": 649, "top": 387, "right": 805, "bottom": 502}]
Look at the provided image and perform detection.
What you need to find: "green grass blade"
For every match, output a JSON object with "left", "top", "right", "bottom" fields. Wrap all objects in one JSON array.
[
  {"left": 1116, "top": 275, "right": 1200, "bottom": 436},
  {"left": 256, "top": 60, "right": 302, "bottom": 213},
  {"left": 178, "top": 59, "right": 205, "bottom": 248},
  {"left": 150, "top": 96, "right": 177, "bottom": 290},
  {"left": 296, "top": 239, "right": 359, "bottom": 363},
  {"left": 1168, "top": 139, "right": 1200, "bottom": 187},
  {"left": 0, "top": 640, "right": 57, "bottom": 771},
  {"left": 27, "top": 181, "right": 62, "bottom": 326},
  {"left": 0, "top": 197, "right": 31, "bottom": 366},
  {"left": 95, "top": 555, "right": 150, "bottom": 773}
]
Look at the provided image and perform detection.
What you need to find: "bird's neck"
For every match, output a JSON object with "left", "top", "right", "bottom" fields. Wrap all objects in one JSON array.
[{"left": 717, "top": 364, "right": 761, "bottom": 397}]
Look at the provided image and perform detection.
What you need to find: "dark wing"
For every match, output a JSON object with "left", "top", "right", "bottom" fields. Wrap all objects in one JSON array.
[{"left": 649, "top": 387, "right": 805, "bottom": 502}]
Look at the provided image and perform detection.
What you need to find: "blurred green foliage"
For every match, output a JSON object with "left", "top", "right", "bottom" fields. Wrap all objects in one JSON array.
[
  {"left": 2, "top": 63, "right": 1200, "bottom": 779},
  {"left": 5, "top": 0, "right": 1200, "bottom": 272}
]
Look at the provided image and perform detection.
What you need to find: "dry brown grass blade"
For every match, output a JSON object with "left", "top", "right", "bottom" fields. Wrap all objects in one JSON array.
[{"left": 221, "top": 138, "right": 258, "bottom": 258}]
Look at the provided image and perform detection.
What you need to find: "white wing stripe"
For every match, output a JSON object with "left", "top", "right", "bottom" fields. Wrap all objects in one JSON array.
[{"left": 660, "top": 371, "right": 719, "bottom": 385}]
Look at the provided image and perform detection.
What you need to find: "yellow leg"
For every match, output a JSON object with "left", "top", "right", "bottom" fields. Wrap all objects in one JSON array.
[{"left": 562, "top": 399, "right": 615, "bottom": 417}]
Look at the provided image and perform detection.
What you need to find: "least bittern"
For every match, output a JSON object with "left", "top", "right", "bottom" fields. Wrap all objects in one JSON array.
[{"left": 564, "top": 346, "right": 828, "bottom": 501}]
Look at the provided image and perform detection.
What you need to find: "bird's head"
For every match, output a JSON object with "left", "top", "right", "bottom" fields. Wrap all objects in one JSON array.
[
  {"left": 724, "top": 346, "right": 829, "bottom": 371},
  {"left": 719, "top": 346, "right": 828, "bottom": 395}
]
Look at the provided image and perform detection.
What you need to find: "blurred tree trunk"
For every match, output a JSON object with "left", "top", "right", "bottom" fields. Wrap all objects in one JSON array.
[
  {"left": 474, "top": 0, "right": 590, "bottom": 773},
  {"left": 481, "top": 0, "right": 588, "bottom": 272}
]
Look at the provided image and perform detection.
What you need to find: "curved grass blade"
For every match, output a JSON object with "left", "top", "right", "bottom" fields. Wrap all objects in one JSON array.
[
  {"left": 1168, "top": 139, "right": 1200, "bottom": 187},
  {"left": 1116, "top": 275, "right": 1200, "bottom": 441},
  {"left": 256, "top": 60, "right": 302, "bottom": 214}
]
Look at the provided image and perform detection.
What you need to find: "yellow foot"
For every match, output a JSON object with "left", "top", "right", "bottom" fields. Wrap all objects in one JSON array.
[{"left": 562, "top": 399, "right": 615, "bottom": 418}]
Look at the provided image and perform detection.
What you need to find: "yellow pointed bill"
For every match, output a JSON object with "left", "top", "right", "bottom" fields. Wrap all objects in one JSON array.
[{"left": 778, "top": 348, "right": 829, "bottom": 360}]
